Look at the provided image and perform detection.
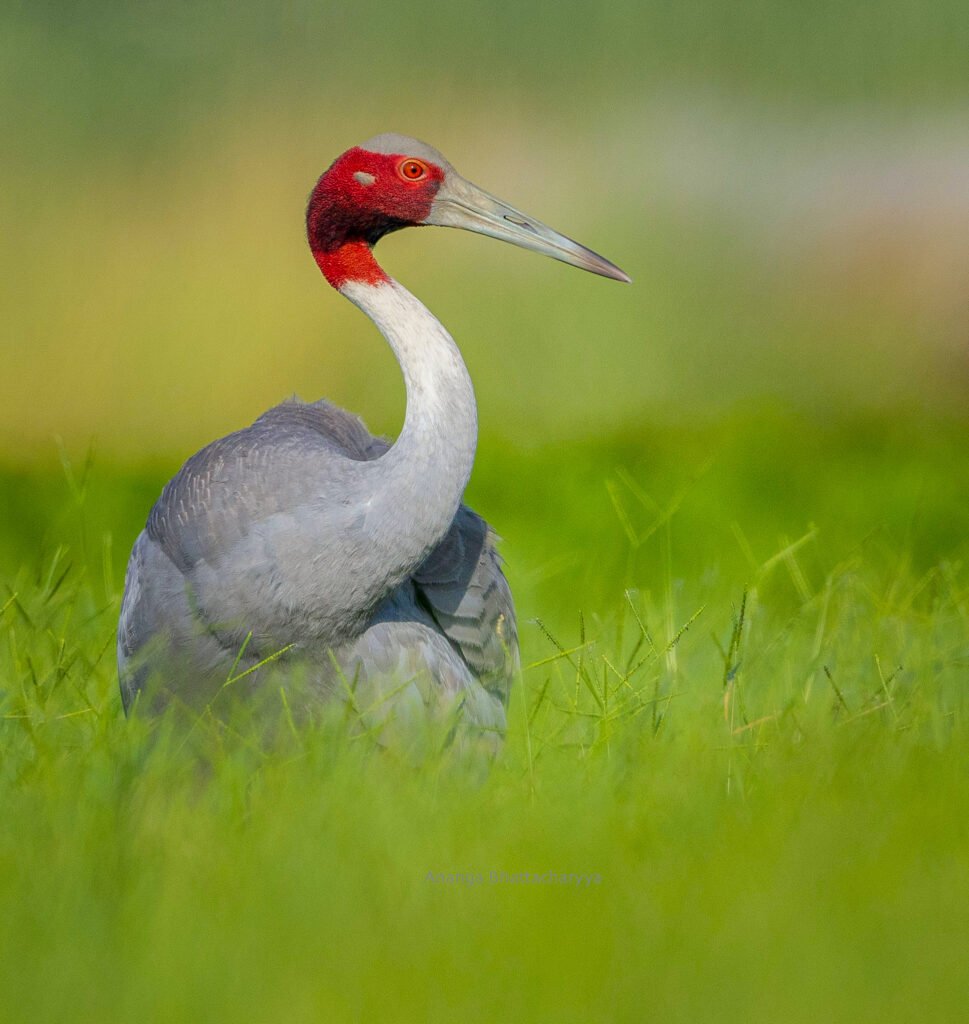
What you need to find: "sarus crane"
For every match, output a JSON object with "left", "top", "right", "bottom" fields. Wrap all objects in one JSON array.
[{"left": 118, "top": 133, "right": 629, "bottom": 741}]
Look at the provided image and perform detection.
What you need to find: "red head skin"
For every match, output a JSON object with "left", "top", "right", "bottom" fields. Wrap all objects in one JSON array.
[{"left": 306, "top": 148, "right": 445, "bottom": 289}]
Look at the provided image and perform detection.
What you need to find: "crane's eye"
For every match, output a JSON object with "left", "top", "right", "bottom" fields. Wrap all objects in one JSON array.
[{"left": 398, "top": 159, "right": 428, "bottom": 181}]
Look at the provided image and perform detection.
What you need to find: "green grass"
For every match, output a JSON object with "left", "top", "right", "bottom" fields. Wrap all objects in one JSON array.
[{"left": 3, "top": 410, "right": 969, "bottom": 1022}]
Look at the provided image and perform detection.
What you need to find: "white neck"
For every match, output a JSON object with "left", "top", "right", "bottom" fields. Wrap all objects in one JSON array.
[{"left": 340, "top": 278, "right": 478, "bottom": 594}]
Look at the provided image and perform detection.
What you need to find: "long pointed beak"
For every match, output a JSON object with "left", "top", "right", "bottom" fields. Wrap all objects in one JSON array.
[{"left": 425, "top": 174, "right": 631, "bottom": 283}]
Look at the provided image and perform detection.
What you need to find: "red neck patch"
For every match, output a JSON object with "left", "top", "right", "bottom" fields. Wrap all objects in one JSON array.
[{"left": 314, "top": 241, "right": 387, "bottom": 289}]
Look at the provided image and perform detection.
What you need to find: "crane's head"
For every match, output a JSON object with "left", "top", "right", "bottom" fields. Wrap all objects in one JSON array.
[{"left": 307, "top": 133, "right": 630, "bottom": 289}]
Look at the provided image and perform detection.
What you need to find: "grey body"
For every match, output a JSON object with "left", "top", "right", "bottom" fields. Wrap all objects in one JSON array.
[{"left": 119, "top": 396, "right": 516, "bottom": 731}]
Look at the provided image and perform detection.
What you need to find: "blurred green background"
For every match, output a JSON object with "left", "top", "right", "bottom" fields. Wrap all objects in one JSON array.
[
  {"left": 3, "top": 0, "right": 968, "bottom": 461},
  {"left": 3, "top": 4, "right": 969, "bottom": 1023}
]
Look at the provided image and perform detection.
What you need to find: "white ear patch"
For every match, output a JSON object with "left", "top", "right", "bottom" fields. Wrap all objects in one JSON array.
[{"left": 354, "top": 171, "right": 376, "bottom": 186}]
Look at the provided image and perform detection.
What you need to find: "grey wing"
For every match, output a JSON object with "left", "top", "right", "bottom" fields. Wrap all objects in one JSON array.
[
  {"left": 412, "top": 505, "right": 519, "bottom": 706},
  {"left": 119, "top": 398, "right": 389, "bottom": 706},
  {"left": 146, "top": 398, "right": 385, "bottom": 575}
]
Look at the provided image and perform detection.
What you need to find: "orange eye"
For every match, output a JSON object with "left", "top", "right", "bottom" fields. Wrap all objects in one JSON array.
[{"left": 399, "top": 159, "right": 428, "bottom": 181}]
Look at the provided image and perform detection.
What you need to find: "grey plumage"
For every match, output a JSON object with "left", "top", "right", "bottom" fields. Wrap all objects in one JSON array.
[{"left": 119, "top": 398, "right": 517, "bottom": 734}]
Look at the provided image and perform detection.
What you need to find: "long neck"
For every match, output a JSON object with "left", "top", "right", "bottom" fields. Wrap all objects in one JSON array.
[{"left": 340, "top": 275, "right": 478, "bottom": 595}]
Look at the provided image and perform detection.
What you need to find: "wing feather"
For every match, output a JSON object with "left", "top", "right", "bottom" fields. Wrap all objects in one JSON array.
[{"left": 413, "top": 506, "right": 519, "bottom": 704}]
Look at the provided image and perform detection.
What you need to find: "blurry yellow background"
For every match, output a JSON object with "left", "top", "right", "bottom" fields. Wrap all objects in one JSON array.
[{"left": 3, "top": 2, "right": 967, "bottom": 462}]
